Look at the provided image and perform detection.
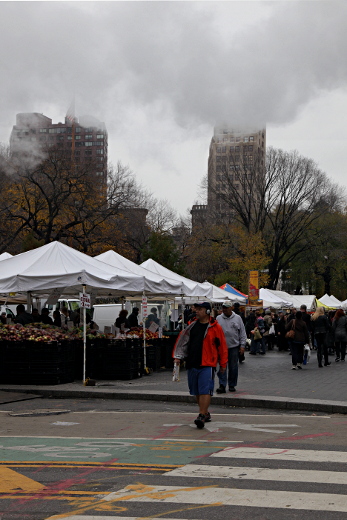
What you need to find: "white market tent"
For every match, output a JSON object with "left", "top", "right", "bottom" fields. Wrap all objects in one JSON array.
[
  {"left": 0, "top": 241, "right": 186, "bottom": 297},
  {"left": 0, "top": 241, "right": 194, "bottom": 382},
  {"left": 140, "top": 258, "right": 246, "bottom": 303},
  {"left": 95, "top": 250, "right": 208, "bottom": 298},
  {"left": 0, "top": 252, "right": 13, "bottom": 261},
  {"left": 259, "top": 288, "right": 293, "bottom": 309},
  {"left": 341, "top": 299, "right": 347, "bottom": 310},
  {"left": 259, "top": 289, "right": 317, "bottom": 310},
  {"left": 289, "top": 294, "right": 316, "bottom": 311},
  {"left": 318, "top": 294, "right": 342, "bottom": 309}
]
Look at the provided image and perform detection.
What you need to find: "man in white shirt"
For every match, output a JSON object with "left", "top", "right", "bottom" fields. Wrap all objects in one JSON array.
[{"left": 216, "top": 301, "right": 247, "bottom": 393}]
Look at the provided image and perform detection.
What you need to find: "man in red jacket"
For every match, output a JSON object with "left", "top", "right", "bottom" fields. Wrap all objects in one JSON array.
[{"left": 173, "top": 302, "right": 228, "bottom": 429}]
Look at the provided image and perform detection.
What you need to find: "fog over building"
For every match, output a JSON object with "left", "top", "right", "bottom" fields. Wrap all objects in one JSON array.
[
  {"left": 9, "top": 112, "right": 108, "bottom": 182},
  {"left": 191, "top": 125, "right": 266, "bottom": 229}
]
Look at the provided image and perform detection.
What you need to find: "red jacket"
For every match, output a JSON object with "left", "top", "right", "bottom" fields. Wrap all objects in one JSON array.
[{"left": 173, "top": 318, "right": 228, "bottom": 368}]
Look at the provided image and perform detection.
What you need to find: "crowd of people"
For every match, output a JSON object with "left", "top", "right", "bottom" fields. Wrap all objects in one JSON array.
[
  {"left": 243, "top": 304, "right": 347, "bottom": 370},
  {"left": 9, "top": 304, "right": 96, "bottom": 330},
  {"left": 173, "top": 300, "right": 347, "bottom": 429}
]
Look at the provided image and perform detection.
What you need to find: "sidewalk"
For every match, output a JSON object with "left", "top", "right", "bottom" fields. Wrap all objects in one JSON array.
[{"left": 1, "top": 349, "right": 347, "bottom": 414}]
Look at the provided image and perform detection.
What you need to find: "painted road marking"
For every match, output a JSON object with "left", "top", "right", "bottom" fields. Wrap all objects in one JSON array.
[
  {"left": 166, "top": 463, "right": 347, "bottom": 484},
  {"left": 164, "top": 422, "right": 300, "bottom": 433},
  {"left": 0, "top": 437, "right": 236, "bottom": 464},
  {"left": 211, "top": 446, "right": 347, "bottom": 463},
  {"left": 0, "top": 466, "right": 45, "bottom": 493},
  {"left": 0, "top": 435, "right": 241, "bottom": 442},
  {"left": 47, "top": 517, "right": 188, "bottom": 520},
  {"left": 201, "top": 422, "right": 299, "bottom": 433},
  {"left": 52, "top": 422, "right": 80, "bottom": 426},
  {"left": 102, "top": 484, "right": 347, "bottom": 512}
]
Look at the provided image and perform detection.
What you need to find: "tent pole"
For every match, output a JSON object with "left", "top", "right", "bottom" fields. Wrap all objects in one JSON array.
[
  {"left": 181, "top": 295, "right": 185, "bottom": 330},
  {"left": 26, "top": 292, "right": 32, "bottom": 313},
  {"left": 83, "top": 284, "right": 87, "bottom": 384},
  {"left": 143, "top": 292, "right": 147, "bottom": 372}
]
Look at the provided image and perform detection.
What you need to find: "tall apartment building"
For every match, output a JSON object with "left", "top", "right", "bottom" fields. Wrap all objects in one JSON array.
[
  {"left": 191, "top": 125, "right": 266, "bottom": 228},
  {"left": 10, "top": 112, "right": 108, "bottom": 181}
]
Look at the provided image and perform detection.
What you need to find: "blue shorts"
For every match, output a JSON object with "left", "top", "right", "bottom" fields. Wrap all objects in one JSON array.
[{"left": 187, "top": 367, "right": 216, "bottom": 396}]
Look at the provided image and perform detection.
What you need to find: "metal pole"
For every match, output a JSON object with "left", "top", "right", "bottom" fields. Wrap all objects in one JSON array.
[
  {"left": 181, "top": 295, "right": 185, "bottom": 330},
  {"left": 142, "top": 292, "right": 146, "bottom": 371},
  {"left": 83, "top": 284, "right": 87, "bottom": 383}
]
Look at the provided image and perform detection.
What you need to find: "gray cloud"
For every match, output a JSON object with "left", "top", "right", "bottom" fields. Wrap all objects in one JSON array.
[
  {"left": 0, "top": 2, "right": 346, "bottom": 212},
  {"left": 1, "top": 2, "right": 346, "bottom": 130}
]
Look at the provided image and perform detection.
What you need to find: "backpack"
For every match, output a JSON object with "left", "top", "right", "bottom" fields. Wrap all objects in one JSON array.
[{"left": 257, "top": 318, "right": 266, "bottom": 334}]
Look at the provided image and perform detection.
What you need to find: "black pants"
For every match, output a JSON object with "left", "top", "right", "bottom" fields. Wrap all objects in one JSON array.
[
  {"left": 315, "top": 333, "right": 328, "bottom": 366},
  {"left": 335, "top": 341, "right": 346, "bottom": 361},
  {"left": 291, "top": 341, "right": 304, "bottom": 366}
]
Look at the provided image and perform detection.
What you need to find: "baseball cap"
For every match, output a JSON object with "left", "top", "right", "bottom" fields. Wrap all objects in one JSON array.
[
  {"left": 194, "top": 302, "right": 211, "bottom": 312},
  {"left": 222, "top": 301, "right": 233, "bottom": 308}
]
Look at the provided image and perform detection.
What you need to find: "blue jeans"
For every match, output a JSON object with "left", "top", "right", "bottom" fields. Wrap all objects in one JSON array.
[
  {"left": 218, "top": 347, "right": 239, "bottom": 389},
  {"left": 250, "top": 337, "right": 266, "bottom": 354}
]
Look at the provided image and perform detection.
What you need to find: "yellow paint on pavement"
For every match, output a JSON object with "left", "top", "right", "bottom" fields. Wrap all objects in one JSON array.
[{"left": 0, "top": 466, "right": 45, "bottom": 493}]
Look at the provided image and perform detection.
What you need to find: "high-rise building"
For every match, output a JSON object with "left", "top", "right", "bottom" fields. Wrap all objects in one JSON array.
[
  {"left": 9, "top": 112, "right": 108, "bottom": 181},
  {"left": 191, "top": 125, "right": 266, "bottom": 227}
]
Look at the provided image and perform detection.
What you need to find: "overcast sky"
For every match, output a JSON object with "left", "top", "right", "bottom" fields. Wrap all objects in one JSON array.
[{"left": 0, "top": 1, "right": 346, "bottom": 216}]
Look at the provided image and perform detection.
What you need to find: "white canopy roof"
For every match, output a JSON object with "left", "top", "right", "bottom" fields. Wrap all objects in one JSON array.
[
  {"left": 0, "top": 252, "right": 13, "bottom": 261},
  {"left": 288, "top": 294, "right": 316, "bottom": 311},
  {"left": 95, "top": 250, "right": 188, "bottom": 295},
  {"left": 0, "top": 241, "right": 183, "bottom": 297},
  {"left": 318, "top": 294, "right": 342, "bottom": 309},
  {"left": 259, "top": 288, "right": 293, "bottom": 309},
  {"left": 140, "top": 258, "right": 245, "bottom": 302},
  {"left": 267, "top": 290, "right": 318, "bottom": 311}
]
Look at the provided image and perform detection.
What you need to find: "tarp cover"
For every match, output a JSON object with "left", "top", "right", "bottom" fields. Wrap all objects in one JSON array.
[
  {"left": 259, "top": 288, "right": 293, "bottom": 309},
  {"left": 0, "top": 241, "right": 183, "bottom": 296},
  {"left": 318, "top": 294, "right": 342, "bottom": 309},
  {"left": 95, "top": 250, "right": 188, "bottom": 295},
  {"left": 0, "top": 252, "right": 13, "bottom": 261},
  {"left": 140, "top": 258, "right": 244, "bottom": 302},
  {"left": 219, "top": 283, "right": 248, "bottom": 300}
]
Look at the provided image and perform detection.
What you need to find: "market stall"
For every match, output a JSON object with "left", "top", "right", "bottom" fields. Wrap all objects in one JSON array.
[{"left": 0, "top": 241, "right": 191, "bottom": 384}]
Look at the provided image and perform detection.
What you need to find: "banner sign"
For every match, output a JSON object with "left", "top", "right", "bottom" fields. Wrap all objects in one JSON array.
[
  {"left": 79, "top": 292, "right": 91, "bottom": 309},
  {"left": 142, "top": 295, "right": 148, "bottom": 318},
  {"left": 248, "top": 270, "right": 259, "bottom": 306}
]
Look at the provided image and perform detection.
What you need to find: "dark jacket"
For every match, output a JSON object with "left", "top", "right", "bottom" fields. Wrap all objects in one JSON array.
[
  {"left": 128, "top": 312, "right": 139, "bottom": 328},
  {"left": 333, "top": 315, "right": 347, "bottom": 342},
  {"left": 301, "top": 312, "right": 312, "bottom": 333},
  {"left": 173, "top": 318, "right": 228, "bottom": 368},
  {"left": 15, "top": 312, "right": 34, "bottom": 326},
  {"left": 286, "top": 318, "right": 310, "bottom": 344},
  {"left": 115, "top": 317, "right": 130, "bottom": 329},
  {"left": 311, "top": 314, "right": 331, "bottom": 335}
]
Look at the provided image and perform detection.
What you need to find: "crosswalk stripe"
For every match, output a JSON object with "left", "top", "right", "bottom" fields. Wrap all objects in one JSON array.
[
  {"left": 47, "top": 517, "right": 186, "bottom": 520},
  {"left": 102, "top": 484, "right": 347, "bottom": 512},
  {"left": 165, "top": 463, "right": 347, "bottom": 484},
  {"left": 211, "top": 446, "right": 347, "bottom": 463}
]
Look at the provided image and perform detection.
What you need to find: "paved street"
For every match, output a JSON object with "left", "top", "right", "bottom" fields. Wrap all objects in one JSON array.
[
  {"left": 1, "top": 348, "right": 347, "bottom": 413},
  {"left": 1, "top": 348, "right": 347, "bottom": 518},
  {"left": 1, "top": 396, "right": 347, "bottom": 519}
]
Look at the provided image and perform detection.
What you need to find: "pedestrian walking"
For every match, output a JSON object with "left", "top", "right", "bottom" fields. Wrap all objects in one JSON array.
[
  {"left": 285, "top": 311, "right": 310, "bottom": 369},
  {"left": 215, "top": 301, "right": 247, "bottom": 393},
  {"left": 332, "top": 309, "right": 347, "bottom": 362},
  {"left": 173, "top": 302, "right": 228, "bottom": 429},
  {"left": 249, "top": 311, "right": 266, "bottom": 355},
  {"left": 311, "top": 307, "right": 331, "bottom": 367}
]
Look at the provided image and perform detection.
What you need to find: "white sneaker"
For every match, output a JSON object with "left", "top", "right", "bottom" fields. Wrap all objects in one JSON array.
[{"left": 292, "top": 365, "right": 297, "bottom": 370}]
